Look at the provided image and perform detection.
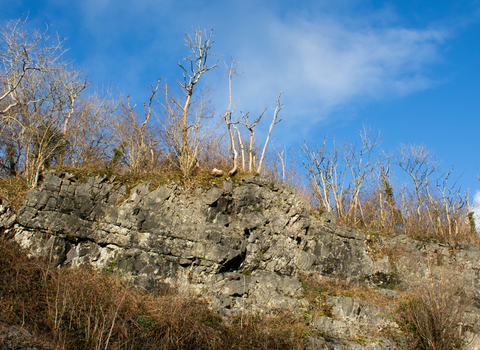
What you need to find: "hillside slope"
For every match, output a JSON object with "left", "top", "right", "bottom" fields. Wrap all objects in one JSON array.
[{"left": 1, "top": 170, "right": 480, "bottom": 349}]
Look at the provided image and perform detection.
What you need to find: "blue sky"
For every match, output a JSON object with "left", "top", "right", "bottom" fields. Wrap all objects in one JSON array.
[{"left": 2, "top": 0, "right": 480, "bottom": 208}]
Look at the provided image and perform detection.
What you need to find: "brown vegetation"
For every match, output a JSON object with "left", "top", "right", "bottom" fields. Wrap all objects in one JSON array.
[
  {"left": 0, "top": 240, "right": 307, "bottom": 350},
  {"left": 396, "top": 263, "right": 474, "bottom": 350}
]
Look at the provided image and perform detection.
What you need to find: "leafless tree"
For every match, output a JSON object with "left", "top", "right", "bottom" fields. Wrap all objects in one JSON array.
[
  {"left": 161, "top": 27, "right": 217, "bottom": 176},
  {"left": 431, "top": 168, "right": 469, "bottom": 240},
  {"left": 0, "top": 17, "right": 88, "bottom": 186},
  {"left": 237, "top": 92, "right": 283, "bottom": 174},
  {"left": 66, "top": 91, "right": 119, "bottom": 166},
  {"left": 160, "top": 82, "right": 216, "bottom": 176},
  {"left": 221, "top": 59, "right": 241, "bottom": 176},
  {"left": 232, "top": 124, "right": 246, "bottom": 172},
  {"left": 344, "top": 127, "right": 380, "bottom": 225},
  {"left": 301, "top": 135, "right": 348, "bottom": 215},
  {"left": 257, "top": 93, "right": 283, "bottom": 173},
  {"left": 239, "top": 108, "right": 265, "bottom": 173},
  {"left": 393, "top": 144, "right": 440, "bottom": 217},
  {"left": 302, "top": 129, "right": 380, "bottom": 226},
  {"left": 114, "top": 81, "right": 160, "bottom": 175}
]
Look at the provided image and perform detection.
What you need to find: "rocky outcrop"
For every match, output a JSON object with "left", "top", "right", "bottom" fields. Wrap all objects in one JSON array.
[
  {"left": 5, "top": 172, "right": 385, "bottom": 306},
  {"left": 2, "top": 170, "right": 480, "bottom": 349}
]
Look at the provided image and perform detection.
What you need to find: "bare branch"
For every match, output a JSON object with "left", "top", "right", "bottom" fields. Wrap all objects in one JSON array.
[
  {"left": 161, "top": 27, "right": 218, "bottom": 176},
  {"left": 257, "top": 92, "right": 283, "bottom": 173}
]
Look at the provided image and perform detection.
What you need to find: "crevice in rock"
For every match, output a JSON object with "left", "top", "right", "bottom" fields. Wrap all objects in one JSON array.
[
  {"left": 97, "top": 241, "right": 113, "bottom": 248},
  {"left": 219, "top": 252, "right": 246, "bottom": 273},
  {"left": 65, "top": 234, "right": 91, "bottom": 244}
]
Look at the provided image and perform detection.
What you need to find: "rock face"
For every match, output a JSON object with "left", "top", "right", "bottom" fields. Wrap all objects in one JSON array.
[
  {"left": 5, "top": 172, "right": 382, "bottom": 308},
  {"left": 2, "top": 170, "right": 480, "bottom": 349}
]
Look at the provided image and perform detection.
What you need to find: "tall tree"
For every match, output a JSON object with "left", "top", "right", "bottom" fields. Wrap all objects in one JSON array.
[{"left": 161, "top": 27, "right": 218, "bottom": 176}]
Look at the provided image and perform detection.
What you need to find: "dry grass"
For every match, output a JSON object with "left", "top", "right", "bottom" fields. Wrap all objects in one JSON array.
[
  {"left": 396, "top": 263, "right": 473, "bottom": 350},
  {"left": 0, "top": 239, "right": 308, "bottom": 350},
  {"left": 0, "top": 176, "right": 29, "bottom": 210},
  {"left": 301, "top": 270, "right": 475, "bottom": 349},
  {"left": 48, "top": 163, "right": 255, "bottom": 193}
]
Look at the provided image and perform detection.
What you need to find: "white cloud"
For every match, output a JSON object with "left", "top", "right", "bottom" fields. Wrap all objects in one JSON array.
[{"left": 224, "top": 14, "right": 449, "bottom": 124}]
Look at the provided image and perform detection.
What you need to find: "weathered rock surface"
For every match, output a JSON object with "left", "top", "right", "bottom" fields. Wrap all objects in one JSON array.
[
  {"left": 6, "top": 172, "right": 383, "bottom": 306},
  {"left": 2, "top": 170, "right": 480, "bottom": 349},
  {"left": 313, "top": 295, "right": 403, "bottom": 349}
]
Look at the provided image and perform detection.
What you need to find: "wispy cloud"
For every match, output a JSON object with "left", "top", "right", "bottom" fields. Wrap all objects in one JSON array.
[{"left": 221, "top": 13, "right": 449, "bottom": 125}]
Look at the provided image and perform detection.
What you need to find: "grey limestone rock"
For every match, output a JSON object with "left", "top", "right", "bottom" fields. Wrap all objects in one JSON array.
[{"left": 3, "top": 172, "right": 382, "bottom": 305}]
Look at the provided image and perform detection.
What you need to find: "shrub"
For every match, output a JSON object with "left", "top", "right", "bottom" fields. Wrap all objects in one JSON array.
[{"left": 396, "top": 264, "right": 473, "bottom": 350}]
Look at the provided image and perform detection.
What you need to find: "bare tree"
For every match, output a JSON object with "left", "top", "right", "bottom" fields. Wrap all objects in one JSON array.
[
  {"left": 66, "top": 91, "right": 119, "bottom": 166},
  {"left": 393, "top": 144, "right": 439, "bottom": 217},
  {"left": 160, "top": 82, "right": 216, "bottom": 176},
  {"left": 256, "top": 92, "right": 283, "bottom": 173},
  {"left": 232, "top": 124, "right": 247, "bottom": 172},
  {"left": 114, "top": 81, "right": 160, "bottom": 175},
  {"left": 161, "top": 27, "right": 218, "bottom": 176},
  {"left": 301, "top": 129, "right": 381, "bottom": 227},
  {"left": 301, "top": 135, "right": 349, "bottom": 215},
  {"left": 431, "top": 168, "right": 469, "bottom": 240},
  {"left": 221, "top": 59, "right": 241, "bottom": 176},
  {"left": 0, "top": 18, "right": 88, "bottom": 186},
  {"left": 239, "top": 108, "right": 265, "bottom": 173},
  {"left": 344, "top": 127, "right": 380, "bottom": 225},
  {"left": 237, "top": 92, "right": 283, "bottom": 174}
]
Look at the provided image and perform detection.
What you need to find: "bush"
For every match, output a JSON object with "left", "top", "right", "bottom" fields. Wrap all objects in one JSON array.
[{"left": 397, "top": 264, "right": 473, "bottom": 350}]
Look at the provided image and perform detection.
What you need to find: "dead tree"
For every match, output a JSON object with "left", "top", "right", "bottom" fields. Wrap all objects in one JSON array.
[
  {"left": 301, "top": 136, "right": 348, "bottom": 214},
  {"left": 232, "top": 124, "right": 246, "bottom": 172},
  {"left": 239, "top": 109, "right": 264, "bottom": 173},
  {"left": 166, "top": 27, "right": 218, "bottom": 176},
  {"left": 66, "top": 91, "right": 119, "bottom": 166},
  {"left": 236, "top": 92, "right": 283, "bottom": 174},
  {"left": 394, "top": 144, "right": 439, "bottom": 217},
  {"left": 256, "top": 92, "right": 283, "bottom": 173},
  {"left": 160, "top": 82, "right": 215, "bottom": 176},
  {"left": 221, "top": 59, "right": 241, "bottom": 176}
]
